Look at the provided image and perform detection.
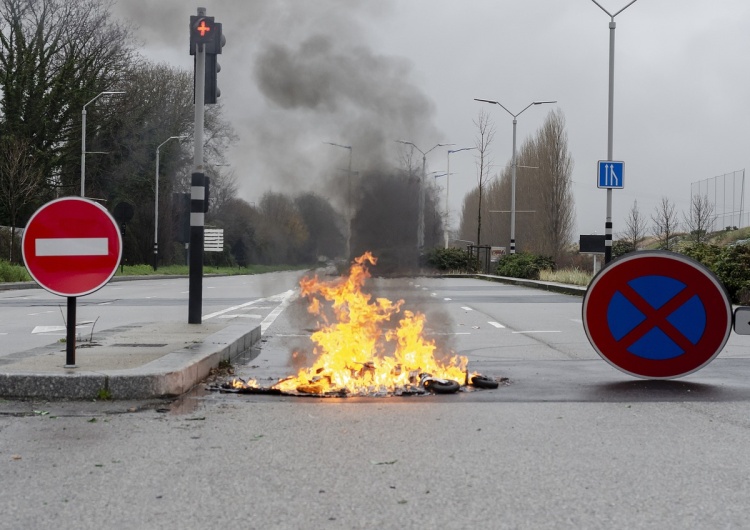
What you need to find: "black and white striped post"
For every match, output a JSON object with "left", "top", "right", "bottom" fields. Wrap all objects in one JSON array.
[{"left": 188, "top": 171, "right": 205, "bottom": 323}]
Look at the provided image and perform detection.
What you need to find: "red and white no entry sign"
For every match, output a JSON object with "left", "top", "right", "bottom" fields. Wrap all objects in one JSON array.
[{"left": 22, "top": 197, "right": 122, "bottom": 297}]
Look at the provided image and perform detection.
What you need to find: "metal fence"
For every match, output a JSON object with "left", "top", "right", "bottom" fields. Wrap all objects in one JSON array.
[{"left": 691, "top": 169, "right": 746, "bottom": 232}]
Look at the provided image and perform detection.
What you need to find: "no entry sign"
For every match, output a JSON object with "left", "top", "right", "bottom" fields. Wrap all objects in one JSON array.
[
  {"left": 22, "top": 197, "right": 122, "bottom": 297},
  {"left": 583, "top": 251, "right": 732, "bottom": 379}
]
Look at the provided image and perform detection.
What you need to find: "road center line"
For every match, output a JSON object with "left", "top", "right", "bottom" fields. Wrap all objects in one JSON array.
[{"left": 488, "top": 321, "right": 505, "bottom": 328}]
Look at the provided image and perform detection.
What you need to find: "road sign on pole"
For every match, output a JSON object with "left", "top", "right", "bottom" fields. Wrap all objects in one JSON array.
[
  {"left": 582, "top": 250, "right": 732, "bottom": 379},
  {"left": 597, "top": 160, "right": 624, "bottom": 188},
  {"left": 22, "top": 197, "right": 122, "bottom": 297},
  {"left": 22, "top": 197, "right": 122, "bottom": 367}
]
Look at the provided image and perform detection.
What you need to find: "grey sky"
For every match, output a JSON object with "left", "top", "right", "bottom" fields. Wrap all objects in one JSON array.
[{"left": 114, "top": 0, "right": 750, "bottom": 243}]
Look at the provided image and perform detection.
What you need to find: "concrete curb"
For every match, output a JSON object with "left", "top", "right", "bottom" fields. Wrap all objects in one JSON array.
[
  {"left": 0, "top": 324, "right": 261, "bottom": 401},
  {"left": 443, "top": 273, "right": 587, "bottom": 297}
]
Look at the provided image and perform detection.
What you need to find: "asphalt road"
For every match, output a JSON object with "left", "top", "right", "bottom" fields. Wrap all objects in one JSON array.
[
  {"left": 0, "top": 270, "right": 308, "bottom": 358},
  {"left": 3, "top": 273, "right": 750, "bottom": 529}
]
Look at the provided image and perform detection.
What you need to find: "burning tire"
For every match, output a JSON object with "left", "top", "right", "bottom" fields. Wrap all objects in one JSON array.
[
  {"left": 470, "top": 375, "right": 499, "bottom": 389},
  {"left": 423, "top": 378, "right": 460, "bottom": 394}
]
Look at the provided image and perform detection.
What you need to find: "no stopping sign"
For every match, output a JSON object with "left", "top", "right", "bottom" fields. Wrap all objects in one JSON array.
[{"left": 583, "top": 251, "right": 732, "bottom": 379}]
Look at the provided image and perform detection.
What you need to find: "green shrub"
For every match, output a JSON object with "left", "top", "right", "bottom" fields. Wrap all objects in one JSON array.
[
  {"left": 426, "top": 247, "right": 478, "bottom": 272},
  {"left": 0, "top": 260, "right": 31, "bottom": 282},
  {"left": 495, "top": 252, "right": 555, "bottom": 280},
  {"left": 681, "top": 243, "right": 750, "bottom": 304}
]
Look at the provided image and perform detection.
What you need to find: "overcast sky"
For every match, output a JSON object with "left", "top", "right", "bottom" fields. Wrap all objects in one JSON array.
[{"left": 113, "top": 0, "right": 750, "bottom": 244}]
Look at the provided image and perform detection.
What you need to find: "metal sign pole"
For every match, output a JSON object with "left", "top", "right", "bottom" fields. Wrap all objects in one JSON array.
[
  {"left": 189, "top": 7, "right": 207, "bottom": 324},
  {"left": 65, "top": 297, "right": 76, "bottom": 368}
]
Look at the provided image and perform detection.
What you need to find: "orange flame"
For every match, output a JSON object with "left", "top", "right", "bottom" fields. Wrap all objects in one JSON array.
[{"left": 268, "top": 252, "right": 469, "bottom": 395}]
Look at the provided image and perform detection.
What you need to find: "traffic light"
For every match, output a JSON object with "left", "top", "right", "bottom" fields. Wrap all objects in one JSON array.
[
  {"left": 204, "top": 51, "right": 220, "bottom": 104},
  {"left": 204, "top": 23, "right": 224, "bottom": 104},
  {"left": 189, "top": 16, "right": 216, "bottom": 54}
]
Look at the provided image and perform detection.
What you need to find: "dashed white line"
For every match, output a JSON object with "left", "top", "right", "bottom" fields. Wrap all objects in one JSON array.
[
  {"left": 488, "top": 321, "right": 505, "bottom": 329},
  {"left": 512, "top": 330, "right": 561, "bottom": 334},
  {"left": 461, "top": 306, "right": 473, "bottom": 311},
  {"left": 27, "top": 311, "right": 54, "bottom": 316},
  {"left": 444, "top": 298, "right": 452, "bottom": 301},
  {"left": 570, "top": 319, "right": 582, "bottom": 324}
]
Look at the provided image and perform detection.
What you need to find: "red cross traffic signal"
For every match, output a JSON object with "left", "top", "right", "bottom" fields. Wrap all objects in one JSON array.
[{"left": 190, "top": 15, "right": 215, "bottom": 54}]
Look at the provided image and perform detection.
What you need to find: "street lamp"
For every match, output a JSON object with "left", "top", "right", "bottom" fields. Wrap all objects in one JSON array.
[
  {"left": 446, "top": 147, "right": 476, "bottom": 249},
  {"left": 396, "top": 140, "right": 454, "bottom": 250},
  {"left": 154, "top": 135, "right": 187, "bottom": 270},
  {"left": 323, "top": 141, "right": 353, "bottom": 259},
  {"left": 591, "top": 0, "right": 639, "bottom": 263},
  {"left": 81, "top": 91, "right": 125, "bottom": 197},
  {"left": 474, "top": 99, "right": 556, "bottom": 254}
]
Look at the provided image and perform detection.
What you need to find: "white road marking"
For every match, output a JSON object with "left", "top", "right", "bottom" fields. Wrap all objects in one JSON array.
[
  {"left": 36, "top": 238, "right": 108, "bottom": 256},
  {"left": 570, "top": 319, "right": 583, "bottom": 324},
  {"left": 488, "top": 321, "right": 505, "bottom": 328},
  {"left": 27, "top": 311, "right": 54, "bottom": 316},
  {"left": 461, "top": 306, "right": 473, "bottom": 311},
  {"left": 97, "top": 302, "right": 112, "bottom": 306},
  {"left": 512, "top": 330, "right": 561, "bottom": 334},
  {"left": 218, "top": 314, "right": 262, "bottom": 319},
  {"left": 32, "top": 321, "right": 95, "bottom": 334},
  {"left": 444, "top": 297, "right": 452, "bottom": 301},
  {"left": 260, "top": 290, "right": 296, "bottom": 334},
  {"left": 203, "top": 298, "right": 264, "bottom": 320}
]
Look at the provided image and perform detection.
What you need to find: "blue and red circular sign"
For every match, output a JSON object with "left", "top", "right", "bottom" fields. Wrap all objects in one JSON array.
[{"left": 583, "top": 251, "right": 732, "bottom": 379}]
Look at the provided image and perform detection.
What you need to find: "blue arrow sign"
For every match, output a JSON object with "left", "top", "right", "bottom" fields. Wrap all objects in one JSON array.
[{"left": 597, "top": 160, "right": 624, "bottom": 189}]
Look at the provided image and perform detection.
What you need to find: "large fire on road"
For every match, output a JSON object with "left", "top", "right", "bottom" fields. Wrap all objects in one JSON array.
[{"left": 220, "top": 252, "right": 499, "bottom": 397}]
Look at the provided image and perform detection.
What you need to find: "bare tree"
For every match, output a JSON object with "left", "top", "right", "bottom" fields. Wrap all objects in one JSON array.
[
  {"left": 683, "top": 193, "right": 715, "bottom": 243},
  {"left": 530, "top": 109, "right": 575, "bottom": 261},
  {"left": 620, "top": 199, "right": 649, "bottom": 251},
  {"left": 0, "top": 135, "right": 41, "bottom": 261},
  {"left": 473, "top": 109, "right": 495, "bottom": 246},
  {"left": 651, "top": 196, "right": 680, "bottom": 250}
]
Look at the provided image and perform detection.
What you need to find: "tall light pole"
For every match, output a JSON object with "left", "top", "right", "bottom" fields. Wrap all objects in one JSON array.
[
  {"left": 323, "top": 141, "right": 353, "bottom": 259},
  {"left": 396, "top": 141, "right": 454, "bottom": 250},
  {"left": 81, "top": 91, "right": 125, "bottom": 197},
  {"left": 591, "top": 0, "right": 638, "bottom": 264},
  {"left": 446, "top": 147, "right": 476, "bottom": 249},
  {"left": 154, "top": 135, "right": 187, "bottom": 271},
  {"left": 474, "top": 99, "right": 556, "bottom": 254}
]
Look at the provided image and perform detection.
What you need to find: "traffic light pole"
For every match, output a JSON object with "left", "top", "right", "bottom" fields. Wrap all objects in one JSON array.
[{"left": 189, "top": 8, "right": 207, "bottom": 324}]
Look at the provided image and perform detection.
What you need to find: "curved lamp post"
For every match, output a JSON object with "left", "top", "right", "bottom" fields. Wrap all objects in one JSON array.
[
  {"left": 324, "top": 141, "right": 353, "bottom": 258},
  {"left": 154, "top": 135, "right": 187, "bottom": 270},
  {"left": 474, "top": 99, "right": 556, "bottom": 254},
  {"left": 591, "top": 0, "right": 639, "bottom": 263},
  {"left": 81, "top": 91, "right": 125, "bottom": 197},
  {"left": 396, "top": 140, "right": 454, "bottom": 250},
  {"left": 445, "top": 147, "right": 476, "bottom": 248}
]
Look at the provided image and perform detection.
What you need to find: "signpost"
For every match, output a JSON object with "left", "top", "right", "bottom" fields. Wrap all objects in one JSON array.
[
  {"left": 582, "top": 251, "right": 732, "bottom": 379},
  {"left": 597, "top": 160, "right": 624, "bottom": 189},
  {"left": 22, "top": 197, "right": 122, "bottom": 367}
]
